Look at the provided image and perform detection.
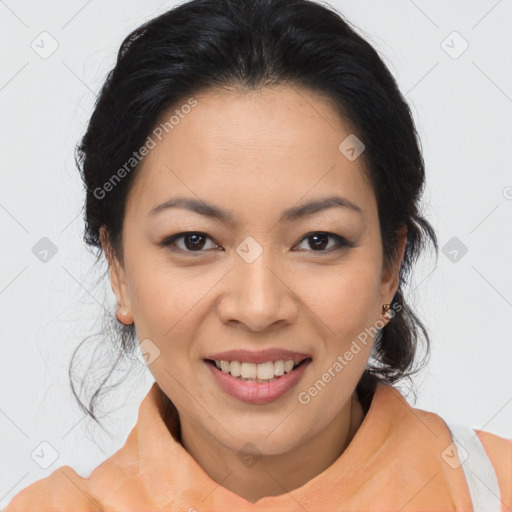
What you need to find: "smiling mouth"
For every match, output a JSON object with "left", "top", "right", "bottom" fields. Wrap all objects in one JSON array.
[{"left": 204, "top": 357, "right": 312, "bottom": 383}]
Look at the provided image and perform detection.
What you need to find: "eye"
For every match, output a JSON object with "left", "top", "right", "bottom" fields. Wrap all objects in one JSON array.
[
  {"left": 294, "top": 232, "right": 351, "bottom": 253},
  {"left": 161, "top": 231, "right": 352, "bottom": 255},
  {"left": 161, "top": 232, "right": 220, "bottom": 253}
]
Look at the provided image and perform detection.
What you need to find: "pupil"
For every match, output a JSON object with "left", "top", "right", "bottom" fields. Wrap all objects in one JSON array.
[
  {"left": 310, "top": 234, "right": 328, "bottom": 250},
  {"left": 185, "top": 234, "right": 205, "bottom": 250}
]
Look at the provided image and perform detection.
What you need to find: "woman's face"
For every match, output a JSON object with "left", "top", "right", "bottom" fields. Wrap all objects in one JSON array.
[{"left": 104, "top": 85, "right": 404, "bottom": 455}]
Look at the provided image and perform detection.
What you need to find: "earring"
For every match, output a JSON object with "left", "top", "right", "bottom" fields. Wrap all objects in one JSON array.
[{"left": 382, "top": 303, "right": 393, "bottom": 319}]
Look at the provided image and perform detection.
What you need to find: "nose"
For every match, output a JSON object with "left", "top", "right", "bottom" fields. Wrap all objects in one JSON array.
[{"left": 216, "top": 250, "right": 298, "bottom": 332}]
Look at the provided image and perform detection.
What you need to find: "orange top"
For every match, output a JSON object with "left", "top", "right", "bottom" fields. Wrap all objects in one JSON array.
[{"left": 5, "top": 381, "right": 512, "bottom": 511}]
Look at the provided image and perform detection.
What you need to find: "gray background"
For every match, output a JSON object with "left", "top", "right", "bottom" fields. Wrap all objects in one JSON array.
[{"left": 1, "top": 0, "right": 511, "bottom": 506}]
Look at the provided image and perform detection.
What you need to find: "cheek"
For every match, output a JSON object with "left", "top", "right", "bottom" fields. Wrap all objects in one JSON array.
[
  {"left": 126, "top": 260, "right": 225, "bottom": 372},
  {"left": 126, "top": 253, "right": 212, "bottom": 332},
  {"left": 302, "top": 259, "right": 382, "bottom": 333}
]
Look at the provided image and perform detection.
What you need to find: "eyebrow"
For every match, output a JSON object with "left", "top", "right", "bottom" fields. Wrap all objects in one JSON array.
[{"left": 148, "top": 195, "right": 363, "bottom": 224}]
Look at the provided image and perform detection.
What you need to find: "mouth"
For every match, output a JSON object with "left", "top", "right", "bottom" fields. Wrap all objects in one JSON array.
[
  {"left": 204, "top": 357, "right": 312, "bottom": 383},
  {"left": 203, "top": 356, "right": 313, "bottom": 404}
]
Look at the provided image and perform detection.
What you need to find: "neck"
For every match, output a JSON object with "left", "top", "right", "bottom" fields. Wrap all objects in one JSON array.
[{"left": 171, "top": 390, "right": 366, "bottom": 504}]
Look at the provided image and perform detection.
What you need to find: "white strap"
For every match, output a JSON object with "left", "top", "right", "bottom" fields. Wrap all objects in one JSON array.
[{"left": 445, "top": 422, "right": 502, "bottom": 512}]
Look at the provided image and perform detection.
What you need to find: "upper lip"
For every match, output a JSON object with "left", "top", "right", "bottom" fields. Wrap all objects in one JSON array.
[{"left": 205, "top": 349, "right": 312, "bottom": 364}]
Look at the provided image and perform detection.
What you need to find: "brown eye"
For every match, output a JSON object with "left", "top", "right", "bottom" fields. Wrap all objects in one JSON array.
[
  {"left": 295, "top": 232, "right": 351, "bottom": 253},
  {"left": 162, "top": 232, "right": 219, "bottom": 253}
]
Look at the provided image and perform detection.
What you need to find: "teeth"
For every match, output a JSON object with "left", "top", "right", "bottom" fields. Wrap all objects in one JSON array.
[
  {"left": 240, "top": 361, "right": 257, "bottom": 379},
  {"left": 274, "top": 360, "right": 284, "bottom": 376},
  {"left": 230, "top": 360, "right": 241, "bottom": 377},
  {"left": 257, "top": 361, "right": 274, "bottom": 380},
  {"left": 213, "top": 358, "right": 304, "bottom": 380},
  {"left": 284, "top": 360, "right": 294, "bottom": 373}
]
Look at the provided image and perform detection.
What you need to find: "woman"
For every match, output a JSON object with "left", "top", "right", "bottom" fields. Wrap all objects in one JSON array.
[{"left": 6, "top": 0, "right": 511, "bottom": 510}]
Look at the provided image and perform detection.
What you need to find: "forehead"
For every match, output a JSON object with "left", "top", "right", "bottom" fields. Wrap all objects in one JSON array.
[{"left": 127, "top": 85, "right": 376, "bottom": 225}]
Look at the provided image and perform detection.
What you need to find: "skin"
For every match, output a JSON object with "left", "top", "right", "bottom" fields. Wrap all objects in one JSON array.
[{"left": 101, "top": 84, "right": 407, "bottom": 504}]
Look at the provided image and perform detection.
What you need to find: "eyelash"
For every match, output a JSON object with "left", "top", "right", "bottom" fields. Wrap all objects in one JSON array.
[{"left": 160, "top": 231, "right": 353, "bottom": 255}]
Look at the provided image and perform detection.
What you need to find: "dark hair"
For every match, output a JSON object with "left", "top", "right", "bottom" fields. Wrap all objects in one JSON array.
[{"left": 70, "top": 0, "right": 438, "bottom": 425}]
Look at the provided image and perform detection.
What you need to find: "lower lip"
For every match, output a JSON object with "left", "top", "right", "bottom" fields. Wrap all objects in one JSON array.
[{"left": 204, "top": 359, "right": 312, "bottom": 404}]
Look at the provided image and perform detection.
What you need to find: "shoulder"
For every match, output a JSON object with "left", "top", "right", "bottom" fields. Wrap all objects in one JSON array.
[
  {"left": 4, "top": 431, "right": 144, "bottom": 512},
  {"left": 3, "top": 465, "right": 101, "bottom": 511},
  {"left": 376, "top": 385, "right": 512, "bottom": 509},
  {"left": 475, "top": 429, "right": 512, "bottom": 510}
]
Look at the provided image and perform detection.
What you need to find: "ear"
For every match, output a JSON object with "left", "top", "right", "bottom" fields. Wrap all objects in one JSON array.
[
  {"left": 99, "top": 226, "right": 134, "bottom": 325},
  {"left": 380, "top": 225, "right": 407, "bottom": 306}
]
